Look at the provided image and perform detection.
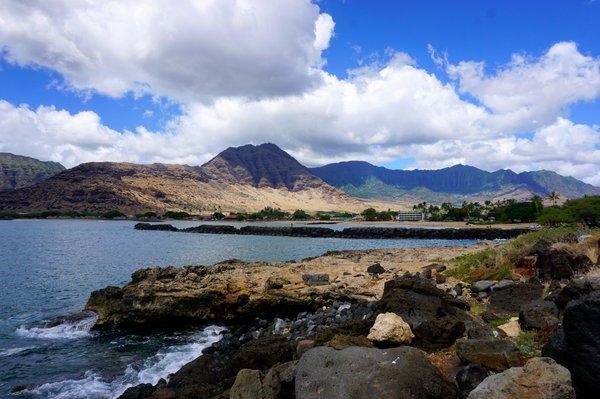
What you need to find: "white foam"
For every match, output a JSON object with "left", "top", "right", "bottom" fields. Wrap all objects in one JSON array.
[
  {"left": 16, "top": 314, "right": 98, "bottom": 340},
  {"left": 23, "top": 325, "right": 225, "bottom": 399},
  {"left": 0, "top": 346, "right": 36, "bottom": 357}
]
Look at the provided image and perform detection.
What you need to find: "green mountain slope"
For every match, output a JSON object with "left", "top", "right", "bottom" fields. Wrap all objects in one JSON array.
[{"left": 0, "top": 153, "right": 65, "bottom": 191}]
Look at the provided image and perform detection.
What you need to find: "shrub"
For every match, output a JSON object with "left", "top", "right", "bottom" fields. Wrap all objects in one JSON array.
[
  {"left": 362, "top": 208, "right": 378, "bottom": 221},
  {"left": 212, "top": 212, "right": 225, "bottom": 220},
  {"left": 102, "top": 210, "right": 125, "bottom": 219},
  {"left": 164, "top": 211, "right": 190, "bottom": 220}
]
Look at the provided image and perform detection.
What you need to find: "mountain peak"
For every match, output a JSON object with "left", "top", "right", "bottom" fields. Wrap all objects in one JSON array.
[
  {"left": 1, "top": 153, "right": 66, "bottom": 192},
  {"left": 201, "top": 143, "right": 323, "bottom": 190}
]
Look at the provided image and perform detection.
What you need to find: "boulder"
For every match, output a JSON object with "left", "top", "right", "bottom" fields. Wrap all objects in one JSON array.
[
  {"left": 230, "top": 369, "right": 264, "bottom": 399},
  {"left": 301, "top": 273, "right": 330, "bottom": 286},
  {"left": 367, "top": 312, "right": 414, "bottom": 345},
  {"left": 543, "top": 291, "right": 600, "bottom": 398},
  {"left": 518, "top": 300, "right": 559, "bottom": 330},
  {"left": 471, "top": 280, "right": 496, "bottom": 293},
  {"left": 421, "top": 263, "right": 447, "bottom": 279},
  {"left": 546, "top": 277, "right": 600, "bottom": 309},
  {"left": 413, "top": 315, "right": 465, "bottom": 351},
  {"left": 366, "top": 263, "right": 385, "bottom": 275},
  {"left": 263, "top": 361, "right": 297, "bottom": 399},
  {"left": 497, "top": 317, "right": 520, "bottom": 338},
  {"left": 489, "top": 282, "right": 543, "bottom": 314},
  {"left": 533, "top": 240, "right": 593, "bottom": 280},
  {"left": 265, "top": 276, "right": 290, "bottom": 290},
  {"left": 456, "top": 364, "right": 489, "bottom": 399},
  {"left": 295, "top": 346, "right": 458, "bottom": 399},
  {"left": 456, "top": 339, "right": 522, "bottom": 372},
  {"left": 467, "top": 357, "right": 575, "bottom": 399}
]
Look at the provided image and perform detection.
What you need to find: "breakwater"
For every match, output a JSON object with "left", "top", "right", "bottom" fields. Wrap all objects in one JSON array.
[{"left": 134, "top": 223, "right": 531, "bottom": 240}]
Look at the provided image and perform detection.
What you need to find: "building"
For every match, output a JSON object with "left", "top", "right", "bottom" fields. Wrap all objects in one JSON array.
[{"left": 395, "top": 212, "right": 425, "bottom": 221}]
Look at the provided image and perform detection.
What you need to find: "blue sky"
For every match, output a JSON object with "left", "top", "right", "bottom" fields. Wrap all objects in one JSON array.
[{"left": 0, "top": 0, "right": 599, "bottom": 184}]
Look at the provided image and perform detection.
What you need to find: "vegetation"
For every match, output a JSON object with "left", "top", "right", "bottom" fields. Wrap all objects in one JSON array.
[
  {"left": 446, "top": 227, "right": 599, "bottom": 282},
  {"left": 164, "top": 211, "right": 191, "bottom": 220},
  {"left": 292, "top": 209, "right": 309, "bottom": 220},
  {"left": 212, "top": 212, "right": 225, "bottom": 220},
  {"left": 247, "top": 207, "right": 289, "bottom": 220},
  {"left": 102, "top": 210, "right": 126, "bottom": 219},
  {"left": 516, "top": 331, "right": 541, "bottom": 358},
  {"left": 538, "top": 196, "right": 600, "bottom": 227},
  {"left": 135, "top": 211, "right": 157, "bottom": 219},
  {"left": 361, "top": 208, "right": 396, "bottom": 221}
]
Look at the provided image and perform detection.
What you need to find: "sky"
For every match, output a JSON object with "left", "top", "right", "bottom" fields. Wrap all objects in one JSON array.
[{"left": 0, "top": 0, "right": 599, "bottom": 185}]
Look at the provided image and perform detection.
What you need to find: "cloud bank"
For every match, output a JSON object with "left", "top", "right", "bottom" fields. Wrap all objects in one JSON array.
[{"left": 0, "top": 1, "right": 599, "bottom": 186}]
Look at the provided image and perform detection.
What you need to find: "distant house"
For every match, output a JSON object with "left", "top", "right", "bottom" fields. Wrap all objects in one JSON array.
[{"left": 395, "top": 212, "right": 425, "bottom": 221}]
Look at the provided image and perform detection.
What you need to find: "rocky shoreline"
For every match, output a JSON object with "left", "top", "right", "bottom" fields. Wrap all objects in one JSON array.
[
  {"left": 82, "top": 234, "right": 600, "bottom": 399},
  {"left": 134, "top": 222, "right": 532, "bottom": 240}
]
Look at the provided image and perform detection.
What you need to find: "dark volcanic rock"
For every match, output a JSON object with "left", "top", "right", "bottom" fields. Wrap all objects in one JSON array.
[
  {"left": 456, "top": 364, "right": 489, "bottom": 399},
  {"left": 543, "top": 291, "right": 600, "bottom": 398},
  {"left": 489, "top": 282, "right": 544, "bottom": 314},
  {"left": 456, "top": 339, "right": 522, "bottom": 372},
  {"left": 366, "top": 263, "right": 385, "bottom": 275},
  {"left": 134, "top": 222, "right": 178, "bottom": 231},
  {"left": 546, "top": 277, "right": 600, "bottom": 309},
  {"left": 301, "top": 273, "right": 330, "bottom": 286},
  {"left": 295, "top": 346, "right": 458, "bottom": 399},
  {"left": 373, "top": 276, "right": 470, "bottom": 350},
  {"left": 532, "top": 239, "right": 593, "bottom": 280},
  {"left": 519, "top": 300, "right": 559, "bottom": 330}
]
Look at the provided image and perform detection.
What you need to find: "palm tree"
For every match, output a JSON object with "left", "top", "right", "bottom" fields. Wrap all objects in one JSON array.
[{"left": 548, "top": 191, "right": 559, "bottom": 206}]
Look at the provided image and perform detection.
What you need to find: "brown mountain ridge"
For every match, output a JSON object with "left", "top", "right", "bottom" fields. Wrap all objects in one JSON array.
[{"left": 0, "top": 144, "right": 388, "bottom": 214}]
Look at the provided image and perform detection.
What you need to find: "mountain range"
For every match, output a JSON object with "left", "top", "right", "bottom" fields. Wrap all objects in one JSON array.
[
  {"left": 310, "top": 161, "right": 600, "bottom": 204},
  {"left": 0, "top": 144, "right": 383, "bottom": 213},
  {"left": 0, "top": 143, "right": 598, "bottom": 214},
  {"left": 0, "top": 153, "right": 65, "bottom": 192}
]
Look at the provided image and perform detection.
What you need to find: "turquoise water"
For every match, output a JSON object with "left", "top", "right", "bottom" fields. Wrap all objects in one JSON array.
[{"left": 0, "top": 220, "right": 476, "bottom": 398}]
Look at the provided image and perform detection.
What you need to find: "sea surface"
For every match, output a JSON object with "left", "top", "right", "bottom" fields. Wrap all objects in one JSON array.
[{"left": 0, "top": 219, "right": 477, "bottom": 398}]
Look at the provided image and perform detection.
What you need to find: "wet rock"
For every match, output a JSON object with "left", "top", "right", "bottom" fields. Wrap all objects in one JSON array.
[
  {"left": 543, "top": 291, "right": 600, "bottom": 398},
  {"left": 367, "top": 312, "right": 414, "bottom": 345},
  {"left": 467, "top": 357, "right": 575, "bottom": 399},
  {"left": 519, "top": 300, "right": 559, "bottom": 330},
  {"left": 366, "top": 263, "right": 385, "bottom": 275},
  {"left": 301, "top": 273, "right": 330, "bottom": 286},
  {"left": 471, "top": 280, "right": 496, "bottom": 293},
  {"left": 456, "top": 364, "right": 489, "bottom": 399},
  {"left": 413, "top": 315, "right": 465, "bottom": 351},
  {"left": 489, "top": 282, "right": 543, "bottom": 314},
  {"left": 295, "top": 346, "right": 458, "bottom": 399},
  {"left": 230, "top": 369, "right": 264, "bottom": 399},
  {"left": 456, "top": 339, "right": 522, "bottom": 372},
  {"left": 119, "top": 383, "right": 156, "bottom": 399}
]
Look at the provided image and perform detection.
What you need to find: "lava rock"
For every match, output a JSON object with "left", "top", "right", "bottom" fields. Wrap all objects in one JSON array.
[
  {"left": 519, "top": 300, "right": 559, "bottom": 330},
  {"left": 543, "top": 291, "right": 600, "bottom": 398},
  {"left": 471, "top": 280, "right": 496, "bottom": 293},
  {"left": 467, "top": 357, "right": 575, "bottom": 399},
  {"left": 367, "top": 263, "right": 386, "bottom": 275},
  {"left": 295, "top": 346, "right": 458, "bottom": 399},
  {"left": 533, "top": 240, "right": 593, "bottom": 280},
  {"left": 456, "top": 339, "right": 522, "bottom": 372},
  {"left": 413, "top": 315, "right": 465, "bottom": 351},
  {"left": 367, "top": 312, "right": 414, "bottom": 345},
  {"left": 301, "top": 273, "right": 330, "bottom": 286},
  {"left": 456, "top": 364, "right": 489, "bottom": 399},
  {"left": 546, "top": 277, "right": 600, "bottom": 309},
  {"left": 489, "top": 282, "right": 543, "bottom": 314}
]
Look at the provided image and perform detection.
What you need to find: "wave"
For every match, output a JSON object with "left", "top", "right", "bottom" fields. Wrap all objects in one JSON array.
[
  {"left": 22, "top": 325, "right": 225, "bottom": 399},
  {"left": 16, "top": 314, "right": 98, "bottom": 340},
  {"left": 0, "top": 346, "right": 36, "bottom": 357}
]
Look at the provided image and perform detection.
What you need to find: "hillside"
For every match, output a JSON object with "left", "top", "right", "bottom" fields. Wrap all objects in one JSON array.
[
  {"left": 310, "top": 161, "right": 600, "bottom": 203},
  {"left": 0, "top": 144, "right": 392, "bottom": 214},
  {"left": 0, "top": 153, "right": 65, "bottom": 191}
]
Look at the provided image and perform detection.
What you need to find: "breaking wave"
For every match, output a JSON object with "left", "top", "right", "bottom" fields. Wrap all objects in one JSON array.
[
  {"left": 21, "top": 325, "right": 225, "bottom": 399},
  {"left": 16, "top": 314, "right": 98, "bottom": 340}
]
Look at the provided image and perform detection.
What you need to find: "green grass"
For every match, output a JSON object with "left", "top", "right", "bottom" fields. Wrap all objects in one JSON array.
[
  {"left": 445, "top": 227, "right": 599, "bottom": 282},
  {"left": 516, "top": 331, "right": 540, "bottom": 358}
]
